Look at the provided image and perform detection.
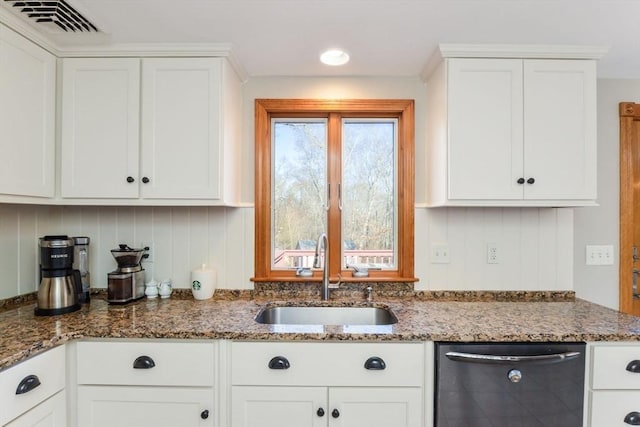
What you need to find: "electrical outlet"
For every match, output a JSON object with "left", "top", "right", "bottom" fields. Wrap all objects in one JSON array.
[
  {"left": 431, "top": 244, "right": 450, "bottom": 264},
  {"left": 586, "top": 245, "right": 614, "bottom": 266},
  {"left": 141, "top": 242, "right": 153, "bottom": 263},
  {"left": 487, "top": 243, "right": 499, "bottom": 264}
]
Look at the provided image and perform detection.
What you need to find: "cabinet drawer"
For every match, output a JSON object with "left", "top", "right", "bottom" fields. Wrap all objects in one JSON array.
[
  {"left": 592, "top": 344, "right": 640, "bottom": 389},
  {"left": 77, "top": 340, "right": 214, "bottom": 386},
  {"left": 0, "top": 346, "right": 65, "bottom": 426},
  {"left": 590, "top": 390, "right": 640, "bottom": 426},
  {"left": 231, "top": 342, "right": 424, "bottom": 387}
]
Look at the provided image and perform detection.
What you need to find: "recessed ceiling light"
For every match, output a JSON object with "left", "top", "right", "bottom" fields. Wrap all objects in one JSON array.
[{"left": 320, "top": 49, "right": 350, "bottom": 66}]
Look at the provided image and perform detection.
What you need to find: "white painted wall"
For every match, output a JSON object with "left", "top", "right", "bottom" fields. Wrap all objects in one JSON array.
[
  {"left": 573, "top": 79, "right": 640, "bottom": 309},
  {"left": 0, "top": 76, "right": 576, "bottom": 298}
]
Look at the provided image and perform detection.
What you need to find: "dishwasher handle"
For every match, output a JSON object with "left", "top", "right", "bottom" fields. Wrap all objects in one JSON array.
[{"left": 445, "top": 350, "right": 581, "bottom": 365}]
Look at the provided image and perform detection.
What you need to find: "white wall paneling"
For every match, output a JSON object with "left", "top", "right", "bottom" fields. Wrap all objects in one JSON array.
[
  {"left": 0, "top": 204, "right": 573, "bottom": 298},
  {"left": 414, "top": 207, "right": 573, "bottom": 291},
  {"left": 0, "top": 205, "right": 254, "bottom": 297}
]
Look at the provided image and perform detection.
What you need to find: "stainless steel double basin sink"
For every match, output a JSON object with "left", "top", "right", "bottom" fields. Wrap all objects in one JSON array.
[{"left": 254, "top": 305, "right": 397, "bottom": 326}]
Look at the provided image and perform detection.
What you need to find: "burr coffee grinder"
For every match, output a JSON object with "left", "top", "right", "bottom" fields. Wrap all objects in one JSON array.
[{"left": 107, "top": 244, "right": 146, "bottom": 304}]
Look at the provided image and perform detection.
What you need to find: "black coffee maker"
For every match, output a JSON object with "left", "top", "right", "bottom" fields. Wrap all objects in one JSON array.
[{"left": 35, "top": 235, "right": 81, "bottom": 316}]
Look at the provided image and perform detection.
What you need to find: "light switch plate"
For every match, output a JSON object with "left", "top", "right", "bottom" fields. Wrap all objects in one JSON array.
[{"left": 586, "top": 245, "right": 614, "bottom": 266}]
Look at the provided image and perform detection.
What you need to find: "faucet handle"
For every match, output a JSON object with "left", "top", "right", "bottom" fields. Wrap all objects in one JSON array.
[{"left": 328, "top": 275, "right": 342, "bottom": 289}]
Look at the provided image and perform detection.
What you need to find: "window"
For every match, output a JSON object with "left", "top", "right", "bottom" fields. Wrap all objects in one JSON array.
[{"left": 254, "top": 99, "right": 415, "bottom": 282}]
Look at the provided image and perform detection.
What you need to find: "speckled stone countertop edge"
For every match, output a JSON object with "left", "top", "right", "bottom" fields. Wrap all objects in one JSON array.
[
  {"left": 3, "top": 290, "right": 640, "bottom": 372},
  {"left": 0, "top": 286, "right": 579, "bottom": 313}
]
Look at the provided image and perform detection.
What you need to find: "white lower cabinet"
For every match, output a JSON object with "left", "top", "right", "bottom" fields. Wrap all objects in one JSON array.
[
  {"left": 0, "top": 346, "right": 66, "bottom": 427},
  {"left": 78, "top": 386, "right": 213, "bottom": 427},
  {"left": 329, "top": 387, "right": 421, "bottom": 426},
  {"left": 588, "top": 342, "right": 640, "bottom": 426},
  {"left": 4, "top": 391, "right": 66, "bottom": 427},
  {"left": 75, "top": 340, "right": 215, "bottom": 427},
  {"left": 232, "top": 386, "right": 421, "bottom": 427},
  {"left": 232, "top": 386, "right": 325, "bottom": 427},
  {"left": 230, "top": 341, "right": 425, "bottom": 427}
]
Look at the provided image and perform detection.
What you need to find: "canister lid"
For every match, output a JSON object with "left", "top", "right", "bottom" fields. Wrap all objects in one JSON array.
[
  {"left": 72, "top": 236, "right": 90, "bottom": 245},
  {"left": 39, "top": 235, "right": 74, "bottom": 248}
]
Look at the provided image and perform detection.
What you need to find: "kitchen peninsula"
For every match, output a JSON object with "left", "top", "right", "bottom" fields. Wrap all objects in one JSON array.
[{"left": 2, "top": 291, "right": 640, "bottom": 427}]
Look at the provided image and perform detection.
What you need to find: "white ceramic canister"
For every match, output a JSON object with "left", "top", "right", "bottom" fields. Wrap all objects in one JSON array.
[
  {"left": 191, "top": 264, "right": 216, "bottom": 300},
  {"left": 158, "top": 279, "right": 173, "bottom": 298}
]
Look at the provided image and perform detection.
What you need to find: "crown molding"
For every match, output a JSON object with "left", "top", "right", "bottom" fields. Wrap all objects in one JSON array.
[
  {"left": 0, "top": 6, "right": 60, "bottom": 53},
  {"left": 0, "top": 8, "right": 248, "bottom": 81},
  {"left": 421, "top": 43, "right": 610, "bottom": 81},
  {"left": 57, "top": 43, "right": 248, "bottom": 81}
]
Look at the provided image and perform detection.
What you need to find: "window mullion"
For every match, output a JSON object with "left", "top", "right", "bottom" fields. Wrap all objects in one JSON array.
[{"left": 327, "top": 113, "right": 342, "bottom": 278}]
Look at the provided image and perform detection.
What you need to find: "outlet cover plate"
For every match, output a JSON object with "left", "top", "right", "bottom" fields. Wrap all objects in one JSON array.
[{"left": 487, "top": 243, "right": 499, "bottom": 264}]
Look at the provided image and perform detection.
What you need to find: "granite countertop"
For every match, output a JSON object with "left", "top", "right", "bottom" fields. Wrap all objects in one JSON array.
[{"left": 3, "top": 293, "right": 640, "bottom": 371}]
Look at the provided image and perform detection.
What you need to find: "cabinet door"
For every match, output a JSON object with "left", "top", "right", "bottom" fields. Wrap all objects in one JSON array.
[
  {"left": 231, "top": 386, "right": 326, "bottom": 427},
  {"left": 61, "top": 58, "right": 141, "bottom": 198},
  {"left": 590, "top": 390, "right": 640, "bottom": 427},
  {"left": 447, "top": 58, "right": 524, "bottom": 200},
  {"left": 0, "top": 23, "right": 55, "bottom": 198},
  {"left": 523, "top": 59, "right": 597, "bottom": 200},
  {"left": 77, "top": 386, "right": 213, "bottom": 427},
  {"left": 140, "top": 58, "right": 222, "bottom": 199},
  {"left": 328, "top": 387, "right": 422, "bottom": 427},
  {"left": 4, "top": 391, "right": 66, "bottom": 427}
]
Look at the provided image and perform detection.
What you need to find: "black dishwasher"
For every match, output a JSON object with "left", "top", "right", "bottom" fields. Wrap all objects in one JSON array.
[{"left": 435, "top": 342, "right": 586, "bottom": 427}]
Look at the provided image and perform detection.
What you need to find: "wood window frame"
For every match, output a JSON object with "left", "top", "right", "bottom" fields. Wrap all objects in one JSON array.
[{"left": 253, "top": 99, "right": 416, "bottom": 282}]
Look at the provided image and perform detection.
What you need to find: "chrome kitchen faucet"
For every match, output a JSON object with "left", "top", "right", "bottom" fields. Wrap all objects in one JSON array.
[{"left": 313, "top": 233, "right": 336, "bottom": 300}]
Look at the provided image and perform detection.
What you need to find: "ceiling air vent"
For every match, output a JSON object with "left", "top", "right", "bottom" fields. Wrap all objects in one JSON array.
[{"left": 3, "top": 0, "right": 99, "bottom": 33}]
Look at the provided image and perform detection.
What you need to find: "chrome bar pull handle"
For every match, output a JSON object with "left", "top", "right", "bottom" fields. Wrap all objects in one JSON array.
[
  {"left": 338, "top": 183, "right": 343, "bottom": 211},
  {"left": 633, "top": 268, "right": 640, "bottom": 297},
  {"left": 445, "top": 351, "right": 581, "bottom": 365}
]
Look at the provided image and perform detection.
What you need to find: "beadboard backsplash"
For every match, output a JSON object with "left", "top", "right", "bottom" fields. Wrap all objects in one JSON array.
[{"left": 0, "top": 204, "right": 572, "bottom": 299}]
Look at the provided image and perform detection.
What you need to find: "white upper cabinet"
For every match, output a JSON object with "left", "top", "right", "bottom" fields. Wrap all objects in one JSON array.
[
  {"left": 140, "top": 58, "right": 222, "bottom": 200},
  {"left": 523, "top": 59, "right": 597, "bottom": 201},
  {"left": 425, "top": 45, "right": 600, "bottom": 207},
  {"left": 60, "top": 56, "right": 242, "bottom": 205},
  {"left": 61, "top": 58, "right": 141, "bottom": 199},
  {"left": 0, "top": 23, "right": 55, "bottom": 199},
  {"left": 446, "top": 58, "right": 524, "bottom": 201}
]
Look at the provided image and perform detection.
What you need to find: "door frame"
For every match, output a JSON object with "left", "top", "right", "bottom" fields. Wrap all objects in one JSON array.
[{"left": 619, "top": 102, "right": 640, "bottom": 313}]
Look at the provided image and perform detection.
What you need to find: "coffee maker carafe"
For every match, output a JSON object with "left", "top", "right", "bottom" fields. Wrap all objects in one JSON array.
[
  {"left": 107, "top": 244, "right": 146, "bottom": 304},
  {"left": 35, "top": 235, "right": 81, "bottom": 316}
]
